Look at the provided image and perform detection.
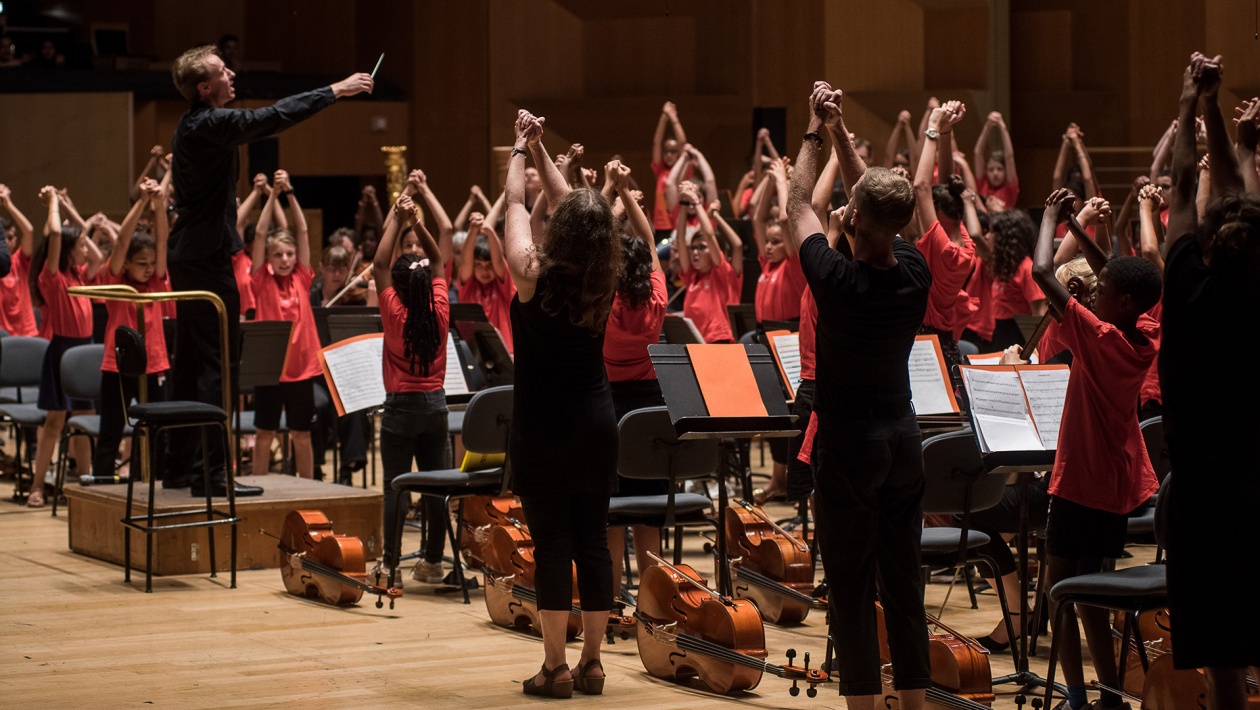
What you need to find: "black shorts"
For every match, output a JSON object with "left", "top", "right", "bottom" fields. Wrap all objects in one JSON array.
[
  {"left": 38, "top": 335, "right": 95, "bottom": 412},
  {"left": 253, "top": 378, "right": 317, "bottom": 432},
  {"left": 1045, "top": 495, "right": 1131, "bottom": 560}
]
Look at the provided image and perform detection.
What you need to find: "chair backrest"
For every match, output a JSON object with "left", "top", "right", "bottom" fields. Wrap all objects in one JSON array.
[
  {"left": 1154, "top": 473, "right": 1171, "bottom": 549},
  {"left": 0, "top": 336, "right": 50, "bottom": 388},
  {"left": 59, "top": 343, "right": 106, "bottom": 402},
  {"left": 957, "top": 339, "right": 980, "bottom": 358},
  {"left": 114, "top": 325, "right": 148, "bottom": 379},
  {"left": 461, "top": 385, "right": 513, "bottom": 454},
  {"left": 920, "top": 428, "right": 1006, "bottom": 516},
  {"left": 617, "top": 406, "right": 720, "bottom": 482},
  {"left": 1140, "top": 416, "right": 1171, "bottom": 485}
]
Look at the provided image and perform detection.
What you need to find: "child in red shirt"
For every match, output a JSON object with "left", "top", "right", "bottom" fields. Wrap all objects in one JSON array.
[
  {"left": 650, "top": 101, "right": 689, "bottom": 241},
  {"left": 457, "top": 212, "right": 516, "bottom": 352},
  {"left": 1033, "top": 189, "right": 1163, "bottom": 710},
  {"left": 93, "top": 179, "right": 171, "bottom": 479},
  {"left": 0, "top": 184, "right": 39, "bottom": 337},
  {"left": 972, "top": 111, "right": 1020, "bottom": 212},
  {"left": 974, "top": 210, "right": 1046, "bottom": 350},
  {"left": 677, "top": 183, "right": 736, "bottom": 343},
  {"left": 602, "top": 162, "right": 669, "bottom": 592},
  {"left": 372, "top": 195, "right": 452, "bottom": 587},
  {"left": 27, "top": 186, "right": 105, "bottom": 506},
  {"left": 249, "top": 170, "right": 321, "bottom": 479},
  {"left": 752, "top": 162, "right": 807, "bottom": 324}
]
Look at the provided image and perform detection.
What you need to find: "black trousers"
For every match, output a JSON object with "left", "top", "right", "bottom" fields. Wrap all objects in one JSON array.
[
  {"left": 520, "top": 492, "right": 613, "bottom": 612},
  {"left": 812, "top": 409, "right": 932, "bottom": 696},
  {"left": 312, "top": 379, "right": 369, "bottom": 481},
  {"left": 166, "top": 255, "right": 240, "bottom": 485},
  {"left": 379, "top": 391, "right": 449, "bottom": 568},
  {"left": 785, "top": 378, "right": 816, "bottom": 502},
  {"left": 93, "top": 371, "right": 164, "bottom": 477}
]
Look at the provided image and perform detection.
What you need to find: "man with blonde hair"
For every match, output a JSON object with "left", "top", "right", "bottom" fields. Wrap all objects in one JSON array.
[{"left": 165, "top": 44, "right": 373, "bottom": 497}]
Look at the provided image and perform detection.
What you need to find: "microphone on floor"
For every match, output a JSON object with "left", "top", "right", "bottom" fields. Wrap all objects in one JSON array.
[{"left": 79, "top": 474, "right": 124, "bottom": 486}]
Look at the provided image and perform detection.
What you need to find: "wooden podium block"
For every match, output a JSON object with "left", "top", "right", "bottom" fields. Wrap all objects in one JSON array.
[{"left": 63, "top": 475, "right": 383, "bottom": 575}]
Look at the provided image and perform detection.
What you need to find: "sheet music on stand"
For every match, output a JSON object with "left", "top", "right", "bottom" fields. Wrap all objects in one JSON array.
[
  {"left": 450, "top": 303, "right": 513, "bottom": 387},
  {"left": 660, "top": 314, "right": 705, "bottom": 345},
  {"left": 763, "top": 330, "right": 801, "bottom": 399},
  {"left": 959, "top": 364, "right": 1069, "bottom": 472},
  {"left": 909, "top": 335, "right": 961, "bottom": 422},
  {"left": 318, "top": 334, "right": 386, "bottom": 416},
  {"left": 443, "top": 332, "right": 471, "bottom": 398}
]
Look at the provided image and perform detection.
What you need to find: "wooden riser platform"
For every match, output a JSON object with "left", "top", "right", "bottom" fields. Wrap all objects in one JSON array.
[{"left": 62, "top": 474, "right": 383, "bottom": 575}]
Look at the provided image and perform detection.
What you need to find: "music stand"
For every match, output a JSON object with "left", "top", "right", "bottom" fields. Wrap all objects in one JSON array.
[
  {"left": 237, "top": 321, "right": 293, "bottom": 475},
  {"left": 660, "top": 315, "right": 704, "bottom": 345},
  {"left": 320, "top": 314, "right": 385, "bottom": 488},
  {"left": 450, "top": 303, "right": 513, "bottom": 388},
  {"left": 963, "top": 407, "right": 1066, "bottom": 699},
  {"left": 648, "top": 343, "right": 798, "bottom": 596},
  {"left": 313, "top": 305, "right": 377, "bottom": 347},
  {"left": 726, "top": 304, "right": 758, "bottom": 342}
]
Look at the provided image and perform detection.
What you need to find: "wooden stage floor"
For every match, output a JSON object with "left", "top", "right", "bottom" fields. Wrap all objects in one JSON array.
[{"left": 1, "top": 475, "right": 1157, "bottom": 709}]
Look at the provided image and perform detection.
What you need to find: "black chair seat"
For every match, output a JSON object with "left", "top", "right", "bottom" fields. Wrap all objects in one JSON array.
[
  {"left": 0, "top": 402, "right": 48, "bottom": 426},
  {"left": 608, "top": 492, "right": 713, "bottom": 518},
  {"left": 920, "top": 526, "right": 991, "bottom": 553},
  {"left": 1048, "top": 564, "right": 1167, "bottom": 607},
  {"left": 130, "top": 401, "right": 227, "bottom": 424},
  {"left": 67, "top": 414, "right": 131, "bottom": 438},
  {"left": 391, "top": 467, "right": 504, "bottom": 492},
  {"left": 1126, "top": 506, "right": 1156, "bottom": 536}
]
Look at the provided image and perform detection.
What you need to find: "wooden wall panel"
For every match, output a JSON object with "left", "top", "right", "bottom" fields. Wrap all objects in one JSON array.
[
  {"left": 0, "top": 93, "right": 133, "bottom": 216},
  {"left": 1127, "top": 0, "right": 1206, "bottom": 145},
  {"left": 1011, "top": 11, "right": 1072, "bottom": 94},
  {"left": 1206, "top": 0, "right": 1260, "bottom": 108},
  {"left": 582, "top": 18, "right": 698, "bottom": 98},
  {"left": 153, "top": 2, "right": 244, "bottom": 62},
  {"left": 825, "top": 0, "right": 924, "bottom": 93},
  {"left": 924, "top": 6, "right": 989, "bottom": 90}
]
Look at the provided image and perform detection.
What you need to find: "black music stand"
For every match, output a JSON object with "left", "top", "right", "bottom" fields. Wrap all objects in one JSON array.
[
  {"left": 660, "top": 315, "right": 704, "bottom": 345},
  {"left": 313, "top": 305, "right": 378, "bottom": 347},
  {"left": 450, "top": 303, "right": 513, "bottom": 388},
  {"left": 965, "top": 424, "right": 1066, "bottom": 699},
  {"left": 237, "top": 321, "right": 293, "bottom": 475},
  {"left": 648, "top": 343, "right": 799, "bottom": 596},
  {"left": 318, "top": 313, "right": 385, "bottom": 488},
  {"left": 727, "top": 304, "right": 758, "bottom": 342}
]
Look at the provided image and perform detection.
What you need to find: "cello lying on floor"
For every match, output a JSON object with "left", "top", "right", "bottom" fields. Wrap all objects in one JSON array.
[
  {"left": 865, "top": 603, "right": 994, "bottom": 709},
  {"left": 271, "top": 510, "right": 402, "bottom": 609},
  {"left": 726, "top": 498, "right": 824, "bottom": 625},
  {"left": 635, "top": 552, "right": 830, "bottom": 697}
]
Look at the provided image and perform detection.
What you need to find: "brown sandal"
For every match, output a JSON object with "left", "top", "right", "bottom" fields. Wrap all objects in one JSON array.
[
  {"left": 573, "top": 659, "right": 605, "bottom": 695},
  {"left": 522, "top": 663, "right": 573, "bottom": 699}
]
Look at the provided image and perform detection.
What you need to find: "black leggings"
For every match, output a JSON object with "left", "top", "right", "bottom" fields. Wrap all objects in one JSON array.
[
  {"left": 93, "top": 371, "right": 164, "bottom": 477},
  {"left": 520, "top": 492, "right": 613, "bottom": 612},
  {"left": 812, "top": 410, "right": 932, "bottom": 696},
  {"left": 379, "top": 391, "right": 449, "bottom": 568}
]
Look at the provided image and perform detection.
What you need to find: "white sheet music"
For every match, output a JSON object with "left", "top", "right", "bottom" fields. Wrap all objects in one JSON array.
[
  {"left": 444, "top": 333, "right": 470, "bottom": 396},
  {"left": 961, "top": 367, "right": 1045, "bottom": 452},
  {"left": 770, "top": 332, "right": 802, "bottom": 399},
  {"left": 1017, "top": 368, "right": 1070, "bottom": 451},
  {"left": 321, "top": 335, "right": 386, "bottom": 414},
  {"left": 966, "top": 351, "right": 1040, "bottom": 366},
  {"left": 908, "top": 337, "right": 958, "bottom": 415}
]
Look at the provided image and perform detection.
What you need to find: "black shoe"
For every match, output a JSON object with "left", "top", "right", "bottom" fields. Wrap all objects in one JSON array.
[
  {"left": 976, "top": 634, "right": 1014, "bottom": 653},
  {"left": 190, "top": 481, "right": 264, "bottom": 497}
]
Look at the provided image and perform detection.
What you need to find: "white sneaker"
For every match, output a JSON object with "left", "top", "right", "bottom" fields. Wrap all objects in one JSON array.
[
  {"left": 370, "top": 563, "right": 404, "bottom": 590},
  {"left": 411, "top": 559, "right": 445, "bottom": 584}
]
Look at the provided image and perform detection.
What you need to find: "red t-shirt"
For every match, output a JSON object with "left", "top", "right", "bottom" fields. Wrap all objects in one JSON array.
[
  {"left": 978, "top": 175, "right": 1019, "bottom": 211},
  {"left": 754, "top": 255, "right": 807, "bottom": 323},
  {"left": 457, "top": 272, "right": 516, "bottom": 353},
  {"left": 966, "top": 268, "right": 995, "bottom": 341},
  {"left": 1049, "top": 299, "right": 1160, "bottom": 514},
  {"left": 233, "top": 250, "right": 256, "bottom": 316},
  {"left": 379, "top": 279, "right": 450, "bottom": 394},
  {"left": 604, "top": 271, "right": 667, "bottom": 382},
  {"left": 37, "top": 265, "right": 92, "bottom": 339},
  {"left": 992, "top": 257, "right": 1044, "bottom": 321},
  {"left": 1038, "top": 316, "right": 1067, "bottom": 361},
  {"left": 100, "top": 271, "right": 170, "bottom": 374},
  {"left": 0, "top": 247, "right": 39, "bottom": 337},
  {"left": 798, "top": 287, "right": 818, "bottom": 381},
  {"left": 916, "top": 221, "right": 976, "bottom": 334},
  {"left": 651, "top": 162, "right": 692, "bottom": 232},
  {"left": 251, "top": 263, "right": 323, "bottom": 382},
  {"left": 1138, "top": 301, "right": 1162, "bottom": 408},
  {"left": 683, "top": 260, "right": 736, "bottom": 343}
]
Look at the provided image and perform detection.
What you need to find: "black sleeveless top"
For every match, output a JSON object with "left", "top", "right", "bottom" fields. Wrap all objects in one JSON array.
[{"left": 508, "top": 277, "right": 618, "bottom": 496}]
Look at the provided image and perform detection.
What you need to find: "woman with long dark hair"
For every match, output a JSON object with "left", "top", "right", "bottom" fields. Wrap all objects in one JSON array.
[{"left": 504, "top": 110, "right": 622, "bottom": 698}]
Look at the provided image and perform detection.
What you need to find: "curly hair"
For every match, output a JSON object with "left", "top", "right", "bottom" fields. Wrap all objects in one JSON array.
[
  {"left": 391, "top": 254, "right": 441, "bottom": 377},
  {"left": 1103, "top": 256, "right": 1163, "bottom": 314},
  {"left": 537, "top": 188, "right": 622, "bottom": 332},
  {"left": 29, "top": 224, "right": 82, "bottom": 309},
  {"left": 615, "top": 232, "right": 654, "bottom": 311},
  {"left": 931, "top": 174, "right": 967, "bottom": 222},
  {"left": 1200, "top": 192, "right": 1260, "bottom": 292},
  {"left": 988, "top": 209, "right": 1036, "bottom": 282}
]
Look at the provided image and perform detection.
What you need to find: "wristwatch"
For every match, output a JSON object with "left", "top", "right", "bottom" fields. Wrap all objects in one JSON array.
[{"left": 924, "top": 128, "right": 940, "bottom": 140}]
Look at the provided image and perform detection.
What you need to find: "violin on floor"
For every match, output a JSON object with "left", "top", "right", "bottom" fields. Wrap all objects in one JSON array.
[
  {"left": 480, "top": 519, "right": 634, "bottom": 642},
  {"left": 269, "top": 510, "right": 402, "bottom": 609},
  {"left": 458, "top": 495, "right": 524, "bottom": 571},
  {"left": 865, "top": 603, "right": 994, "bottom": 709},
  {"left": 726, "top": 498, "right": 824, "bottom": 625},
  {"left": 635, "top": 551, "right": 830, "bottom": 696}
]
